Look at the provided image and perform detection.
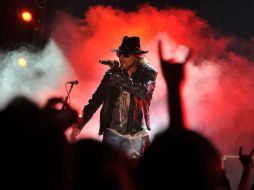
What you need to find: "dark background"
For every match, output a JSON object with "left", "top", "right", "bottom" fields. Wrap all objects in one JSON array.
[
  {"left": 46, "top": 0, "right": 254, "bottom": 39},
  {"left": 0, "top": 0, "right": 254, "bottom": 50}
]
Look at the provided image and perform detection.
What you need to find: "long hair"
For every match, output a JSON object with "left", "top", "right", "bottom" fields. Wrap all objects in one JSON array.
[{"left": 136, "top": 54, "right": 148, "bottom": 66}]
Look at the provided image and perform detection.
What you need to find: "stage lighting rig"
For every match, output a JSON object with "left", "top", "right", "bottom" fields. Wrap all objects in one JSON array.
[{"left": 0, "top": 0, "right": 46, "bottom": 50}]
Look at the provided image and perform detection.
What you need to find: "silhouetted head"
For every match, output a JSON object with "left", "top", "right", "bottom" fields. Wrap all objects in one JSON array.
[
  {"left": 139, "top": 128, "right": 230, "bottom": 190},
  {"left": 0, "top": 96, "right": 73, "bottom": 190},
  {"left": 73, "top": 139, "right": 138, "bottom": 190}
]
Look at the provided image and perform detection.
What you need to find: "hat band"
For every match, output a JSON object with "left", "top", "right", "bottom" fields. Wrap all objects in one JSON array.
[{"left": 119, "top": 46, "right": 141, "bottom": 51}]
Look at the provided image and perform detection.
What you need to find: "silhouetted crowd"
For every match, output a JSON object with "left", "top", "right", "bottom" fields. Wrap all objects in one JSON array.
[{"left": 0, "top": 43, "right": 253, "bottom": 190}]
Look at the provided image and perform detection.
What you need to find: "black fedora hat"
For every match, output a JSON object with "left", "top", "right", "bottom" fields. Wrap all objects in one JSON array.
[{"left": 111, "top": 36, "right": 148, "bottom": 54}]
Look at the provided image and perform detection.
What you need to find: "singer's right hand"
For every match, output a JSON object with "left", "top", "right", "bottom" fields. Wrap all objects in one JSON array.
[
  {"left": 99, "top": 59, "right": 119, "bottom": 68},
  {"left": 111, "top": 65, "right": 123, "bottom": 75}
]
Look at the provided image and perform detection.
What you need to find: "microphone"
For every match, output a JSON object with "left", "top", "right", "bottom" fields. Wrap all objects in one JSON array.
[
  {"left": 99, "top": 60, "right": 119, "bottom": 67},
  {"left": 66, "top": 80, "right": 79, "bottom": 85}
]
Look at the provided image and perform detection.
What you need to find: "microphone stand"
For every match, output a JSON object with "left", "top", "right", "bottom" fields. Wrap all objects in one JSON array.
[{"left": 61, "top": 83, "right": 75, "bottom": 111}]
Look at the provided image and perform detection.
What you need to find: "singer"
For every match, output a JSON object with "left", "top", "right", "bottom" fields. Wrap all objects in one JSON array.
[{"left": 70, "top": 36, "right": 157, "bottom": 160}]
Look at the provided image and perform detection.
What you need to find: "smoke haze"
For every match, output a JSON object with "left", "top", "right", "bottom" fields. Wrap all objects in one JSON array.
[{"left": 51, "top": 5, "right": 254, "bottom": 155}]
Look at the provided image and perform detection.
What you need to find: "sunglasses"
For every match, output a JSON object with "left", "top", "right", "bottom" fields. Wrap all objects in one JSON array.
[{"left": 116, "top": 52, "right": 130, "bottom": 58}]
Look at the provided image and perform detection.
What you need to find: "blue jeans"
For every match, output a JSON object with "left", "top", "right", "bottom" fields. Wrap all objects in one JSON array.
[{"left": 102, "top": 130, "right": 149, "bottom": 159}]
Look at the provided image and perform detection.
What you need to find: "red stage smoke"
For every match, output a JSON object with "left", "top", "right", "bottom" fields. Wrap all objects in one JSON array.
[{"left": 52, "top": 5, "right": 254, "bottom": 154}]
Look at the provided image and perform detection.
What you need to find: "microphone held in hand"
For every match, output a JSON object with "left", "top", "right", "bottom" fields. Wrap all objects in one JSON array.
[
  {"left": 66, "top": 80, "right": 79, "bottom": 85},
  {"left": 99, "top": 59, "right": 119, "bottom": 67}
]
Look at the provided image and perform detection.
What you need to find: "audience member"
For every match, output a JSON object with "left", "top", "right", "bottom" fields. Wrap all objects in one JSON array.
[
  {"left": 137, "top": 42, "right": 231, "bottom": 190},
  {"left": 72, "top": 139, "right": 139, "bottom": 190},
  {"left": 0, "top": 96, "right": 75, "bottom": 190}
]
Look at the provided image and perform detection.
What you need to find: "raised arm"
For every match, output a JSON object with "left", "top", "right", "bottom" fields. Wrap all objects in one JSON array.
[{"left": 237, "top": 146, "right": 254, "bottom": 190}]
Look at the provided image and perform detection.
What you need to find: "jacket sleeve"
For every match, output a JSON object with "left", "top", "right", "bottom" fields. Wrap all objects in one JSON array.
[
  {"left": 78, "top": 72, "right": 110, "bottom": 130},
  {"left": 111, "top": 69, "right": 157, "bottom": 99}
]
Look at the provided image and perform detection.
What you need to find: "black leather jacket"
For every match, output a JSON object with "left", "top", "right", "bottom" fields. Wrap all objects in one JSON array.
[{"left": 79, "top": 63, "right": 157, "bottom": 135}]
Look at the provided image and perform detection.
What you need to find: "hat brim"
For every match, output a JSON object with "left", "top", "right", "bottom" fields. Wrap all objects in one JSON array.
[{"left": 111, "top": 48, "right": 148, "bottom": 54}]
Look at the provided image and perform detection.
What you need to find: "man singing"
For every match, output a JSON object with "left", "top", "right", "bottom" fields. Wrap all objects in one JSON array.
[{"left": 70, "top": 36, "right": 157, "bottom": 159}]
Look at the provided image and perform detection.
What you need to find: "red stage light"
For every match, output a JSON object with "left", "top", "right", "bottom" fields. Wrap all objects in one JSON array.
[{"left": 21, "top": 11, "right": 32, "bottom": 22}]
